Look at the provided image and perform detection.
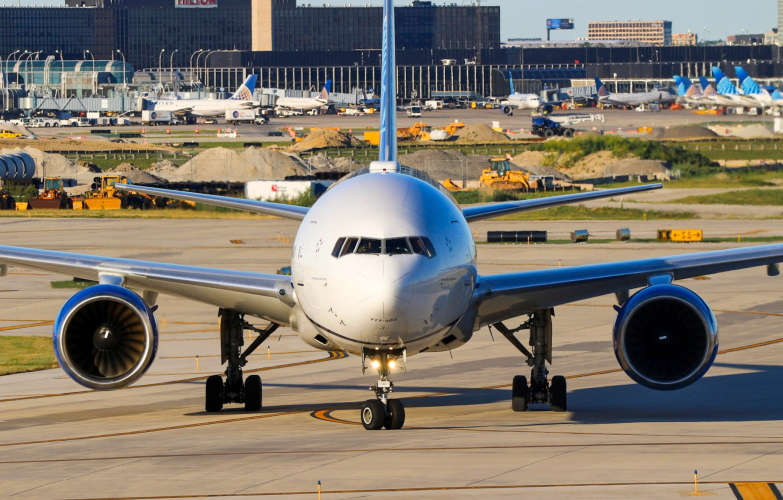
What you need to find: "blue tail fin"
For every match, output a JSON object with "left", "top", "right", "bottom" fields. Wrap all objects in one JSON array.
[
  {"left": 735, "top": 67, "right": 762, "bottom": 95},
  {"left": 379, "top": 0, "right": 397, "bottom": 162},
  {"left": 319, "top": 80, "right": 331, "bottom": 101},
  {"left": 510, "top": 77, "right": 515, "bottom": 95},
  {"left": 712, "top": 67, "right": 739, "bottom": 95},
  {"left": 230, "top": 74, "right": 257, "bottom": 100},
  {"left": 594, "top": 77, "right": 609, "bottom": 97}
]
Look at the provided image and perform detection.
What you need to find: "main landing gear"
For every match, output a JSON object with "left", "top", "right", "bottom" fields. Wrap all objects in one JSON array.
[
  {"left": 493, "top": 309, "right": 567, "bottom": 412},
  {"left": 205, "top": 308, "right": 280, "bottom": 413},
  {"left": 361, "top": 348, "right": 406, "bottom": 430}
]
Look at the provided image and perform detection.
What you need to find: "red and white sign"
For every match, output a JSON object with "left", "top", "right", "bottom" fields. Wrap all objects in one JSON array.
[{"left": 175, "top": 0, "right": 218, "bottom": 8}]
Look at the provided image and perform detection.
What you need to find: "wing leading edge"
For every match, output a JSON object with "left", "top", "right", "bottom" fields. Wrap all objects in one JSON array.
[
  {"left": 0, "top": 245, "right": 293, "bottom": 324},
  {"left": 474, "top": 243, "right": 783, "bottom": 327},
  {"left": 115, "top": 184, "right": 309, "bottom": 221},
  {"left": 462, "top": 184, "right": 662, "bottom": 223}
]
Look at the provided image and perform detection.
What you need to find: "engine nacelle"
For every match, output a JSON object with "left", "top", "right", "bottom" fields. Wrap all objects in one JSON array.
[
  {"left": 613, "top": 284, "right": 718, "bottom": 391},
  {"left": 53, "top": 285, "right": 158, "bottom": 390},
  {"left": 501, "top": 105, "right": 514, "bottom": 116}
]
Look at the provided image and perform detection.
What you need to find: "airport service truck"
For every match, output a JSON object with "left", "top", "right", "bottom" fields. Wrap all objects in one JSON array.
[
  {"left": 225, "top": 109, "right": 267, "bottom": 125},
  {"left": 141, "top": 110, "right": 174, "bottom": 125}
]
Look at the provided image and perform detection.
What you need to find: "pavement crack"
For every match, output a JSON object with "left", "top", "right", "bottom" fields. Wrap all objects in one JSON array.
[
  {"left": 9, "top": 457, "right": 146, "bottom": 496},
  {"left": 701, "top": 445, "right": 783, "bottom": 479}
]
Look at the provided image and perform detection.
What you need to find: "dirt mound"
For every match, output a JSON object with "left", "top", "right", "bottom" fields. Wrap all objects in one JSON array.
[
  {"left": 159, "top": 147, "right": 307, "bottom": 182},
  {"left": 567, "top": 151, "right": 631, "bottom": 179},
  {"left": 454, "top": 123, "right": 510, "bottom": 143},
  {"left": 1, "top": 147, "right": 84, "bottom": 178},
  {"left": 605, "top": 159, "right": 671, "bottom": 179},
  {"left": 106, "top": 163, "right": 168, "bottom": 185},
  {"left": 303, "top": 152, "right": 361, "bottom": 173},
  {"left": 509, "top": 152, "right": 571, "bottom": 181},
  {"left": 0, "top": 137, "right": 173, "bottom": 153},
  {"left": 730, "top": 124, "right": 775, "bottom": 139},
  {"left": 648, "top": 125, "right": 718, "bottom": 140},
  {"left": 399, "top": 149, "right": 492, "bottom": 179},
  {"left": 286, "top": 129, "right": 361, "bottom": 152}
]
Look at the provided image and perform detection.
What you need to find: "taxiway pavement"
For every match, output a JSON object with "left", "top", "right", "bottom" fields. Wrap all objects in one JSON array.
[{"left": 1, "top": 218, "right": 782, "bottom": 499}]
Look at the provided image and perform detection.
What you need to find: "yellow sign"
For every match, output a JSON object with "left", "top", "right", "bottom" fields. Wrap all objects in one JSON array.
[{"left": 657, "top": 230, "right": 703, "bottom": 242}]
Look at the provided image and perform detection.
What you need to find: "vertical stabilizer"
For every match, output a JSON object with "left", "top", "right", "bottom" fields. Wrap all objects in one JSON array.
[
  {"left": 595, "top": 77, "right": 610, "bottom": 97},
  {"left": 712, "top": 67, "right": 739, "bottom": 95},
  {"left": 735, "top": 67, "right": 762, "bottom": 95},
  {"left": 379, "top": 0, "right": 398, "bottom": 162},
  {"left": 230, "top": 74, "right": 257, "bottom": 101}
]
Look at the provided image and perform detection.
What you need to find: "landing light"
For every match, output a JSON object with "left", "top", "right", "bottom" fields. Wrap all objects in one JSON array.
[
  {"left": 388, "top": 360, "right": 396, "bottom": 369},
  {"left": 371, "top": 360, "right": 381, "bottom": 369}
]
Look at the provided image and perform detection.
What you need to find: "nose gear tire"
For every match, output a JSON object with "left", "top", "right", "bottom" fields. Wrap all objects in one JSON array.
[
  {"left": 384, "top": 399, "right": 405, "bottom": 430},
  {"left": 361, "top": 399, "right": 386, "bottom": 430}
]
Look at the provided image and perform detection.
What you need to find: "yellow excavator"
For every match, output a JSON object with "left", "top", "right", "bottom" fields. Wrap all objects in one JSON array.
[
  {"left": 84, "top": 176, "right": 154, "bottom": 210},
  {"left": 479, "top": 156, "right": 536, "bottom": 191},
  {"left": 27, "top": 177, "right": 72, "bottom": 209}
]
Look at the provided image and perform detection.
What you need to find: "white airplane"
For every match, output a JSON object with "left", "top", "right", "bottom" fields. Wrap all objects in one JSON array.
[
  {"left": 500, "top": 78, "right": 541, "bottom": 116},
  {"left": 276, "top": 81, "right": 331, "bottom": 112},
  {"left": 147, "top": 75, "right": 258, "bottom": 118},
  {"left": 2, "top": 0, "right": 783, "bottom": 432},
  {"left": 595, "top": 77, "right": 676, "bottom": 107}
]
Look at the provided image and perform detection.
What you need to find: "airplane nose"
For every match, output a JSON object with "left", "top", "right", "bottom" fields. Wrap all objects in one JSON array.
[{"left": 356, "top": 260, "right": 414, "bottom": 320}]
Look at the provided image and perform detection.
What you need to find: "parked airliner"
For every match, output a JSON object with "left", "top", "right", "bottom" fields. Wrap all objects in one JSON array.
[
  {"left": 595, "top": 77, "right": 676, "bottom": 107},
  {"left": 1, "top": 0, "right": 783, "bottom": 432},
  {"left": 147, "top": 74, "right": 258, "bottom": 117},
  {"left": 276, "top": 81, "right": 331, "bottom": 112}
]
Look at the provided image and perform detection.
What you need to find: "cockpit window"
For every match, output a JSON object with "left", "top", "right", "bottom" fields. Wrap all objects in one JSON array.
[
  {"left": 355, "top": 238, "right": 382, "bottom": 255},
  {"left": 341, "top": 237, "right": 359, "bottom": 257},
  {"left": 385, "top": 238, "right": 412, "bottom": 255},
  {"left": 331, "top": 237, "right": 346, "bottom": 258},
  {"left": 410, "top": 237, "right": 436, "bottom": 258}
]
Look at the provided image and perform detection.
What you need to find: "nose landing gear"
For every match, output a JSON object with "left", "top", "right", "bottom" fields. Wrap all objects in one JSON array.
[
  {"left": 205, "top": 309, "right": 280, "bottom": 413},
  {"left": 494, "top": 309, "right": 567, "bottom": 412},
  {"left": 362, "top": 348, "right": 406, "bottom": 430}
]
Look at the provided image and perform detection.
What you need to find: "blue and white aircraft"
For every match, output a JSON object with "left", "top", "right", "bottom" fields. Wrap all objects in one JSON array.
[
  {"left": 148, "top": 74, "right": 259, "bottom": 117},
  {"left": 2, "top": 0, "right": 783, "bottom": 431}
]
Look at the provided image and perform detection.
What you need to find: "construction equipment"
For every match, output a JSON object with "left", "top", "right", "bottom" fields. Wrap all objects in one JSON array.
[
  {"left": 84, "top": 176, "right": 153, "bottom": 210},
  {"left": 27, "top": 177, "right": 72, "bottom": 209},
  {"left": 397, "top": 122, "right": 432, "bottom": 141},
  {"left": 479, "top": 156, "right": 535, "bottom": 191},
  {"left": 531, "top": 113, "right": 605, "bottom": 139},
  {"left": 441, "top": 179, "right": 465, "bottom": 192},
  {"left": 443, "top": 121, "right": 466, "bottom": 135}
]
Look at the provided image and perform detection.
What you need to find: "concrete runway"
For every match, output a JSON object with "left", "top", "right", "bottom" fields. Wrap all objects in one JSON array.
[{"left": 1, "top": 218, "right": 783, "bottom": 499}]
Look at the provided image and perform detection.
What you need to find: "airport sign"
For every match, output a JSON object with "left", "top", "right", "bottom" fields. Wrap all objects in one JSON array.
[
  {"left": 175, "top": 0, "right": 218, "bottom": 8},
  {"left": 547, "top": 18, "right": 575, "bottom": 30}
]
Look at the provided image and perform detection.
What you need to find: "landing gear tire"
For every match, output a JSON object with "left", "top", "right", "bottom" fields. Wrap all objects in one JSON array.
[
  {"left": 361, "top": 399, "right": 386, "bottom": 430},
  {"left": 384, "top": 399, "right": 405, "bottom": 430},
  {"left": 512, "top": 375, "right": 528, "bottom": 412},
  {"left": 550, "top": 375, "right": 567, "bottom": 412},
  {"left": 244, "top": 375, "right": 262, "bottom": 411},
  {"left": 205, "top": 375, "right": 224, "bottom": 412}
]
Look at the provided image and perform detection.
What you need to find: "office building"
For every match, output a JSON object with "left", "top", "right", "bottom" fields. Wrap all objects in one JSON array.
[
  {"left": 672, "top": 33, "right": 698, "bottom": 46},
  {"left": 588, "top": 20, "right": 673, "bottom": 45}
]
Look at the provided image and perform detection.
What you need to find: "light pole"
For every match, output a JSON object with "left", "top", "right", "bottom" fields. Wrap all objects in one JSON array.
[
  {"left": 190, "top": 49, "right": 204, "bottom": 86},
  {"left": 169, "top": 49, "right": 179, "bottom": 90},
  {"left": 204, "top": 50, "right": 221, "bottom": 92},
  {"left": 116, "top": 50, "right": 126, "bottom": 87},
  {"left": 158, "top": 49, "right": 166, "bottom": 87},
  {"left": 196, "top": 49, "right": 209, "bottom": 92}
]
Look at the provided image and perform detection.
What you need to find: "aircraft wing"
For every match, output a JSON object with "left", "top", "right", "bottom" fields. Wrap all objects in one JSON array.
[
  {"left": 0, "top": 245, "right": 293, "bottom": 324},
  {"left": 474, "top": 244, "right": 783, "bottom": 327},
  {"left": 115, "top": 184, "right": 309, "bottom": 220},
  {"left": 462, "top": 184, "right": 662, "bottom": 223}
]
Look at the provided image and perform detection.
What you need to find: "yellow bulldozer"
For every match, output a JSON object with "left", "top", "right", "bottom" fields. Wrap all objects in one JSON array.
[
  {"left": 84, "top": 175, "right": 154, "bottom": 210},
  {"left": 27, "top": 177, "right": 72, "bottom": 210},
  {"left": 479, "top": 157, "right": 536, "bottom": 191}
]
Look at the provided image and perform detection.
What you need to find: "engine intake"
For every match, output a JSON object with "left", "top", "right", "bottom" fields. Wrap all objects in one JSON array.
[
  {"left": 54, "top": 285, "right": 158, "bottom": 390},
  {"left": 613, "top": 284, "right": 718, "bottom": 391}
]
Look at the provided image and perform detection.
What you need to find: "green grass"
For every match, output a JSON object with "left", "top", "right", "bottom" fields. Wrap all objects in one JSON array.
[
  {"left": 493, "top": 205, "right": 697, "bottom": 221},
  {"left": 671, "top": 189, "right": 783, "bottom": 206},
  {"left": 0, "top": 336, "right": 58, "bottom": 376},
  {"left": 700, "top": 150, "right": 783, "bottom": 161},
  {"left": 51, "top": 280, "right": 97, "bottom": 289}
]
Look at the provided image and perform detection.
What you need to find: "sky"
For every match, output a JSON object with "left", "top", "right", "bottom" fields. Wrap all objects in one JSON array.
[{"left": 8, "top": 0, "right": 779, "bottom": 41}]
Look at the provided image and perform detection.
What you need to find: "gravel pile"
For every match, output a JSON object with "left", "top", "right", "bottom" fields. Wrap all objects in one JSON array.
[
  {"left": 107, "top": 163, "right": 168, "bottom": 185},
  {"left": 648, "top": 125, "right": 718, "bottom": 140},
  {"left": 156, "top": 147, "right": 307, "bottom": 182},
  {"left": 454, "top": 123, "right": 511, "bottom": 143},
  {"left": 286, "top": 129, "right": 361, "bottom": 152}
]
